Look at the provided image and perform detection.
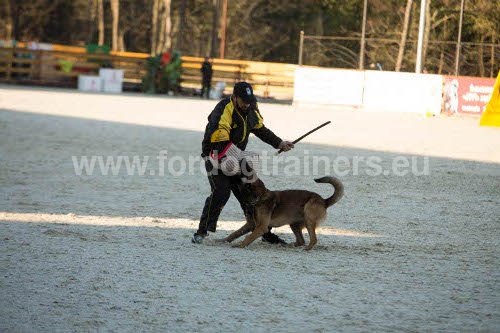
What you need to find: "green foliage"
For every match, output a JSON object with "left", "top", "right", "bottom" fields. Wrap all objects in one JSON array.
[
  {"left": 142, "top": 50, "right": 182, "bottom": 94},
  {"left": 0, "top": 0, "right": 497, "bottom": 76}
]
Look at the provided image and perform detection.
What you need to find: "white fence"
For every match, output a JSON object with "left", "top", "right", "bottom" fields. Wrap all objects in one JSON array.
[{"left": 293, "top": 67, "right": 489, "bottom": 116}]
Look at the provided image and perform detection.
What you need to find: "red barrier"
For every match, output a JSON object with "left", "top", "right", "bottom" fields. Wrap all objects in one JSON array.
[{"left": 443, "top": 76, "right": 495, "bottom": 115}]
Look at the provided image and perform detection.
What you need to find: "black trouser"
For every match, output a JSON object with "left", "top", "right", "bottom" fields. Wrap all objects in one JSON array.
[
  {"left": 201, "top": 79, "right": 211, "bottom": 99},
  {"left": 197, "top": 160, "right": 253, "bottom": 234}
]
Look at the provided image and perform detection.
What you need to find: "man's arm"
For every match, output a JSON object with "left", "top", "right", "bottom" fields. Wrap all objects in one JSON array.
[{"left": 252, "top": 125, "right": 282, "bottom": 149}]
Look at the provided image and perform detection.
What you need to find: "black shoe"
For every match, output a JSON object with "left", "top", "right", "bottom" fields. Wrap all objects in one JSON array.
[
  {"left": 192, "top": 233, "right": 207, "bottom": 244},
  {"left": 261, "top": 232, "right": 287, "bottom": 245}
]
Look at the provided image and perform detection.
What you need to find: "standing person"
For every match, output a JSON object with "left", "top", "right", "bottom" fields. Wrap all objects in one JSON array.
[
  {"left": 200, "top": 57, "right": 213, "bottom": 99},
  {"left": 192, "top": 82, "right": 294, "bottom": 244}
]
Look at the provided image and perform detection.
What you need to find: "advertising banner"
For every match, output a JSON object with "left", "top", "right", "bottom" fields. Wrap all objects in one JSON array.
[{"left": 443, "top": 76, "right": 495, "bottom": 115}]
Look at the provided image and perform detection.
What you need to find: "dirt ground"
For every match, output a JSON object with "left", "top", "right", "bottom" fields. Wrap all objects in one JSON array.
[{"left": 1, "top": 85, "right": 499, "bottom": 332}]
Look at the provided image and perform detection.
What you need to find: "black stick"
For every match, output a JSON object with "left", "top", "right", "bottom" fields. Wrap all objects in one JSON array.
[{"left": 276, "top": 121, "right": 332, "bottom": 155}]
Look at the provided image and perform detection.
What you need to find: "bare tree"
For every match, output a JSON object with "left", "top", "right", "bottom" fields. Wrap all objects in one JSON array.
[
  {"left": 163, "top": 0, "right": 172, "bottom": 52},
  {"left": 8, "top": 0, "right": 20, "bottom": 41},
  {"left": 151, "top": 0, "right": 172, "bottom": 55},
  {"left": 87, "top": 0, "right": 96, "bottom": 43},
  {"left": 395, "top": 0, "right": 413, "bottom": 71},
  {"left": 97, "top": 0, "right": 104, "bottom": 45},
  {"left": 151, "top": 0, "right": 159, "bottom": 54},
  {"left": 422, "top": 0, "right": 432, "bottom": 68},
  {"left": 176, "top": 0, "right": 186, "bottom": 52},
  {"left": 111, "top": 0, "right": 119, "bottom": 51},
  {"left": 4, "top": 0, "right": 13, "bottom": 40},
  {"left": 491, "top": 35, "right": 496, "bottom": 77},
  {"left": 210, "top": 0, "right": 219, "bottom": 57}
]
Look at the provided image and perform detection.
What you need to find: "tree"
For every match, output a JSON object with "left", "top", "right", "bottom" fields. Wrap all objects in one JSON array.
[
  {"left": 396, "top": 0, "right": 413, "bottom": 71},
  {"left": 422, "top": 0, "right": 432, "bottom": 68},
  {"left": 110, "top": 0, "right": 119, "bottom": 51},
  {"left": 151, "top": 0, "right": 172, "bottom": 55},
  {"left": 97, "top": 0, "right": 104, "bottom": 45},
  {"left": 3, "top": 0, "right": 13, "bottom": 40}
]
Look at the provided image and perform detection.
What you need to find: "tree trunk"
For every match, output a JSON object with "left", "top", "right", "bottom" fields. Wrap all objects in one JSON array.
[
  {"left": 111, "top": 0, "right": 119, "bottom": 52},
  {"left": 87, "top": 0, "right": 96, "bottom": 44},
  {"left": 210, "top": 0, "right": 219, "bottom": 58},
  {"left": 118, "top": 28, "right": 125, "bottom": 52},
  {"left": 438, "top": 48, "right": 444, "bottom": 74},
  {"left": 422, "top": 0, "right": 431, "bottom": 69},
  {"left": 162, "top": 0, "right": 172, "bottom": 52},
  {"left": 151, "top": 0, "right": 159, "bottom": 55},
  {"left": 478, "top": 36, "right": 485, "bottom": 77},
  {"left": 438, "top": 20, "right": 447, "bottom": 74},
  {"left": 491, "top": 35, "right": 496, "bottom": 78},
  {"left": 97, "top": 0, "right": 104, "bottom": 45},
  {"left": 176, "top": 0, "right": 186, "bottom": 52},
  {"left": 5, "top": 0, "right": 13, "bottom": 40},
  {"left": 9, "top": 0, "right": 19, "bottom": 41},
  {"left": 156, "top": 4, "right": 165, "bottom": 55},
  {"left": 153, "top": 0, "right": 171, "bottom": 55},
  {"left": 395, "top": 0, "right": 412, "bottom": 72}
]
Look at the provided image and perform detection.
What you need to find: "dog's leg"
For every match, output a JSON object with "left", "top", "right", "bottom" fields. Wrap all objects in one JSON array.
[
  {"left": 304, "top": 221, "right": 318, "bottom": 251},
  {"left": 224, "top": 222, "right": 253, "bottom": 243},
  {"left": 303, "top": 199, "right": 326, "bottom": 251},
  {"left": 237, "top": 205, "right": 272, "bottom": 248},
  {"left": 290, "top": 223, "right": 305, "bottom": 247},
  {"left": 237, "top": 224, "right": 268, "bottom": 248}
]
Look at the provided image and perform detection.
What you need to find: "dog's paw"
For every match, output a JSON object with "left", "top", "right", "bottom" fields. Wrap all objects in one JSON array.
[{"left": 231, "top": 242, "right": 245, "bottom": 248}]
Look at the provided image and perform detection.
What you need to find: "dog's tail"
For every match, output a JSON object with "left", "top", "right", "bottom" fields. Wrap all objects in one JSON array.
[{"left": 314, "top": 176, "right": 344, "bottom": 208}]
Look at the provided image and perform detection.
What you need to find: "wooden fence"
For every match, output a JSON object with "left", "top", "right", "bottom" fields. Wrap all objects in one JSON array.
[{"left": 0, "top": 44, "right": 296, "bottom": 100}]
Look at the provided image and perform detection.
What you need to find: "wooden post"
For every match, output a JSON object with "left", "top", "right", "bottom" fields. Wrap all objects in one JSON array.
[{"left": 298, "top": 30, "right": 304, "bottom": 65}]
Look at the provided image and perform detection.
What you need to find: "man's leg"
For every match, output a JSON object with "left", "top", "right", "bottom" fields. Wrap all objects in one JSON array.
[
  {"left": 194, "top": 164, "right": 232, "bottom": 242},
  {"left": 230, "top": 178, "right": 287, "bottom": 245},
  {"left": 200, "top": 84, "right": 205, "bottom": 98},
  {"left": 206, "top": 81, "right": 211, "bottom": 99}
]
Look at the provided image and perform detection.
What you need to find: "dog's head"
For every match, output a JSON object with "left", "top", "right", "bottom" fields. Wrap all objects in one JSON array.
[{"left": 239, "top": 176, "right": 267, "bottom": 201}]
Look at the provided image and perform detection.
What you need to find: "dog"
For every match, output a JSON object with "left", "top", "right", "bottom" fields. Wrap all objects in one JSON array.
[{"left": 224, "top": 176, "right": 344, "bottom": 250}]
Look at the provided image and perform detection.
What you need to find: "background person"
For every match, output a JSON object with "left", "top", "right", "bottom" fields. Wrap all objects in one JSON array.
[{"left": 200, "top": 57, "right": 213, "bottom": 99}]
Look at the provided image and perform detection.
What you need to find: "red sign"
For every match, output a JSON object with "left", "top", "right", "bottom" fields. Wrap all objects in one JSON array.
[{"left": 443, "top": 76, "right": 495, "bottom": 115}]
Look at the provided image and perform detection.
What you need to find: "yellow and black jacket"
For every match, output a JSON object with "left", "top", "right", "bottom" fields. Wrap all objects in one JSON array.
[{"left": 202, "top": 97, "right": 282, "bottom": 158}]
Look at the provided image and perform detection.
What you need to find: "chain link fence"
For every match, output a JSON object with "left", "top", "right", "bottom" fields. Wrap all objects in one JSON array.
[{"left": 301, "top": 34, "right": 499, "bottom": 78}]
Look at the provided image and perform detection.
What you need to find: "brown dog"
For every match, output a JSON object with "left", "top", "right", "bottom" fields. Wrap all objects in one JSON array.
[{"left": 224, "top": 176, "right": 344, "bottom": 250}]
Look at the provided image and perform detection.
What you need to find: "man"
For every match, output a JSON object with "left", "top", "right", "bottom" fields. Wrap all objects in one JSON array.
[
  {"left": 200, "top": 57, "right": 213, "bottom": 99},
  {"left": 192, "top": 82, "right": 294, "bottom": 244}
]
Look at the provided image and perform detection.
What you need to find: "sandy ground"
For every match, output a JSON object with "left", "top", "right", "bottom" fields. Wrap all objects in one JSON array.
[{"left": 0, "top": 85, "right": 499, "bottom": 332}]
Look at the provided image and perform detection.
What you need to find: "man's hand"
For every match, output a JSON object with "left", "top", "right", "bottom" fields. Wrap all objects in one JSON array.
[{"left": 278, "top": 140, "right": 294, "bottom": 152}]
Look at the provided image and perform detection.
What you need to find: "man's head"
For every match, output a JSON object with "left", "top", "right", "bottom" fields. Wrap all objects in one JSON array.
[{"left": 233, "top": 82, "right": 256, "bottom": 111}]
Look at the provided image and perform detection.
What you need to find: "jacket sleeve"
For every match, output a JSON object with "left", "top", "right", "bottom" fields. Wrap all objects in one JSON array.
[
  {"left": 208, "top": 101, "right": 235, "bottom": 159},
  {"left": 252, "top": 126, "right": 282, "bottom": 149},
  {"left": 250, "top": 107, "right": 282, "bottom": 149}
]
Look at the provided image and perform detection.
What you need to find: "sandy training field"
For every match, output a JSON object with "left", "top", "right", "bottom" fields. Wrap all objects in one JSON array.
[{"left": 1, "top": 85, "right": 499, "bottom": 332}]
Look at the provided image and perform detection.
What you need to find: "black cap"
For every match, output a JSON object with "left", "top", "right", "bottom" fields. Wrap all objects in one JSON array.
[{"left": 233, "top": 82, "right": 256, "bottom": 104}]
